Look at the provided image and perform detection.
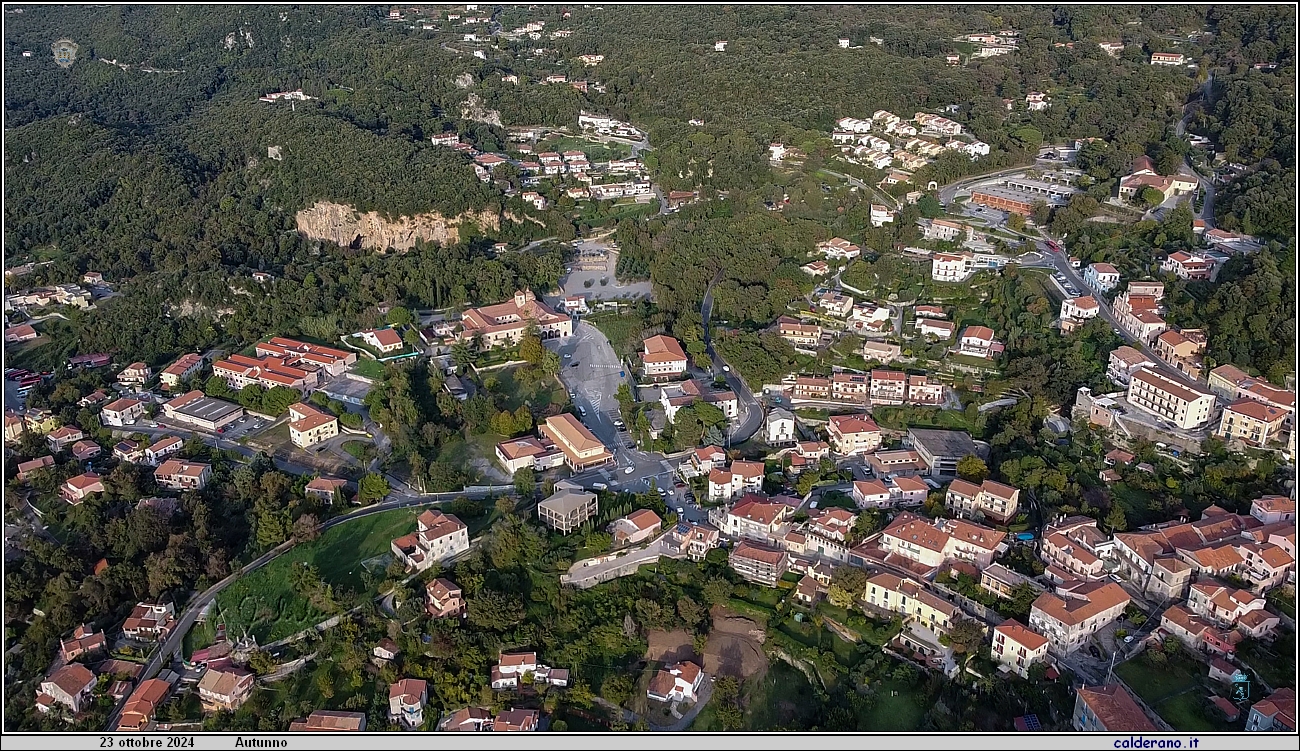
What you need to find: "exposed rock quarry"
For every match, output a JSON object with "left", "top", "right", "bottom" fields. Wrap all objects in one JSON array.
[
  {"left": 460, "top": 92, "right": 502, "bottom": 127},
  {"left": 295, "top": 201, "right": 499, "bottom": 252}
]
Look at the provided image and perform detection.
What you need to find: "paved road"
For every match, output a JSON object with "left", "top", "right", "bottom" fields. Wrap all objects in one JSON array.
[
  {"left": 938, "top": 166, "right": 1034, "bottom": 205},
  {"left": 700, "top": 282, "right": 764, "bottom": 445},
  {"left": 102, "top": 486, "right": 511, "bottom": 730},
  {"left": 552, "top": 323, "right": 683, "bottom": 497},
  {"left": 1032, "top": 239, "right": 1199, "bottom": 388},
  {"left": 821, "top": 168, "right": 898, "bottom": 208}
]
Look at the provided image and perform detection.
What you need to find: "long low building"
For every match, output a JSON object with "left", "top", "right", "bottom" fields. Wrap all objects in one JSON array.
[
  {"left": 538, "top": 413, "right": 612, "bottom": 471},
  {"left": 162, "top": 391, "right": 244, "bottom": 432}
]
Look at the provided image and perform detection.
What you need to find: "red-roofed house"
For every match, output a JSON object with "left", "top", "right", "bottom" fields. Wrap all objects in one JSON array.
[
  {"left": 647, "top": 661, "right": 705, "bottom": 702},
  {"left": 1073, "top": 684, "right": 1157, "bottom": 731},
  {"left": 390, "top": 510, "right": 469, "bottom": 572},
  {"left": 122, "top": 602, "right": 176, "bottom": 641},
  {"left": 154, "top": 460, "right": 212, "bottom": 491},
  {"left": 641, "top": 335, "right": 688, "bottom": 378},
  {"left": 610, "top": 509, "right": 663, "bottom": 546},
  {"left": 717, "top": 497, "right": 791, "bottom": 543},
  {"left": 160, "top": 353, "right": 205, "bottom": 390},
  {"left": 426, "top": 578, "right": 465, "bottom": 619},
  {"left": 359, "top": 327, "right": 404, "bottom": 354},
  {"left": 101, "top": 397, "right": 146, "bottom": 427},
  {"left": 287, "top": 403, "right": 338, "bottom": 448},
  {"left": 388, "top": 678, "right": 428, "bottom": 728},
  {"left": 36, "top": 663, "right": 97, "bottom": 715},
  {"left": 707, "top": 460, "right": 765, "bottom": 500},
  {"left": 957, "top": 326, "right": 999, "bottom": 359},
  {"left": 944, "top": 479, "right": 1021, "bottom": 523},
  {"left": 1246, "top": 688, "right": 1296, "bottom": 732},
  {"left": 61, "top": 472, "right": 104, "bottom": 504},
  {"left": 1216, "top": 399, "right": 1289, "bottom": 447},
  {"left": 993, "top": 619, "right": 1049, "bottom": 678},
  {"left": 827, "top": 414, "right": 881, "bottom": 456}
]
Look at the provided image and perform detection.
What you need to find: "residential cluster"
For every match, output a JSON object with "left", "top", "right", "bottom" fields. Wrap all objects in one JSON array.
[{"left": 830, "top": 109, "right": 989, "bottom": 176}]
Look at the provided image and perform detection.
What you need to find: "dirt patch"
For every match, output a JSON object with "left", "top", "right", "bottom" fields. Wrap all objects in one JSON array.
[
  {"left": 646, "top": 629, "right": 696, "bottom": 664},
  {"left": 704, "top": 606, "right": 768, "bottom": 680}
]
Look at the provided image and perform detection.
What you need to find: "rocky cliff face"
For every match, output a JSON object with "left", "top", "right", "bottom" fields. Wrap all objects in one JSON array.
[{"left": 294, "top": 201, "right": 499, "bottom": 252}]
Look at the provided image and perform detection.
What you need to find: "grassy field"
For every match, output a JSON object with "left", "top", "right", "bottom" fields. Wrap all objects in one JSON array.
[
  {"left": 857, "top": 678, "right": 928, "bottom": 730},
  {"left": 350, "top": 359, "right": 386, "bottom": 380},
  {"left": 202, "top": 508, "right": 425, "bottom": 647},
  {"left": 1110, "top": 483, "right": 1157, "bottom": 527},
  {"left": 537, "top": 135, "right": 630, "bottom": 162},
  {"left": 588, "top": 311, "right": 650, "bottom": 357},
  {"left": 485, "top": 365, "right": 567, "bottom": 412},
  {"left": 690, "top": 660, "right": 819, "bottom": 730},
  {"left": 1115, "top": 654, "right": 1241, "bottom": 732},
  {"left": 341, "top": 439, "right": 376, "bottom": 462}
]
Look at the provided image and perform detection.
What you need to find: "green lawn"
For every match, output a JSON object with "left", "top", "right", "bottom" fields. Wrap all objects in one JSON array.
[
  {"left": 1115, "top": 654, "right": 1241, "bottom": 731},
  {"left": 857, "top": 678, "right": 928, "bottom": 731},
  {"left": 588, "top": 312, "right": 648, "bottom": 357},
  {"left": 537, "top": 135, "right": 630, "bottom": 162},
  {"left": 1110, "top": 483, "right": 1157, "bottom": 527},
  {"left": 351, "top": 359, "right": 386, "bottom": 380},
  {"left": 341, "top": 439, "right": 376, "bottom": 462},
  {"left": 485, "top": 365, "right": 566, "bottom": 412},
  {"left": 205, "top": 507, "right": 425, "bottom": 646}
]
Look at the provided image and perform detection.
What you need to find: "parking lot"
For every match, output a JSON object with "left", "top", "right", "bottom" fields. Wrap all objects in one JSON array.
[{"left": 554, "top": 240, "right": 653, "bottom": 301}]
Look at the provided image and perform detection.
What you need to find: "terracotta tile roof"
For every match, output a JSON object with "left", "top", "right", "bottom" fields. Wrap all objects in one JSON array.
[
  {"left": 995, "top": 618, "right": 1048, "bottom": 651},
  {"left": 1225, "top": 398, "right": 1287, "bottom": 422},
  {"left": 731, "top": 541, "right": 787, "bottom": 565},
  {"left": 730, "top": 500, "right": 787, "bottom": 526},
  {"left": 625, "top": 508, "right": 662, "bottom": 532},
  {"left": 1075, "top": 684, "right": 1157, "bottom": 732},
  {"left": 1032, "top": 582, "right": 1129, "bottom": 627}
]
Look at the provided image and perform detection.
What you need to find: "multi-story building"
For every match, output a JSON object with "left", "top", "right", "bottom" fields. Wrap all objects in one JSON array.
[
  {"left": 1207, "top": 365, "right": 1296, "bottom": 414},
  {"left": 36, "top": 663, "right": 97, "bottom": 715},
  {"left": 198, "top": 666, "right": 255, "bottom": 713},
  {"left": 390, "top": 510, "right": 469, "bottom": 571},
  {"left": 160, "top": 353, "right": 205, "bottom": 390},
  {"left": 944, "top": 479, "right": 1021, "bottom": 523},
  {"left": 992, "top": 619, "right": 1050, "bottom": 678},
  {"left": 957, "top": 326, "right": 998, "bottom": 358},
  {"left": 459, "top": 290, "right": 572, "bottom": 348},
  {"left": 1161, "top": 251, "right": 1221, "bottom": 281},
  {"left": 869, "top": 370, "right": 907, "bottom": 405},
  {"left": 1061, "top": 296, "right": 1099, "bottom": 324},
  {"left": 647, "top": 661, "right": 705, "bottom": 703},
  {"left": 827, "top": 414, "right": 881, "bottom": 456},
  {"left": 539, "top": 414, "right": 613, "bottom": 471},
  {"left": 1083, "top": 263, "right": 1121, "bottom": 294},
  {"left": 815, "top": 237, "right": 861, "bottom": 261},
  {"left": 1245, "top": 688, "right": 1296, "bottom": 732},
  {"left": 154, "top": 460, "right": 212, "bottom": 491},
  {"left": 1106, "top": 346, "right": 1155, "bottom": 386},
  {"left": 1216, "top": 399, "right": 1289, "bottom": 446},
  {"left": 388, "top": 679, "right": 428, "bottom": 729},
  {"left": 537, "top": 485, "right": 598, "bottom": 534},
  {"left": 851, "top": 479, "right": 892, "bottom": 509},
  {"left": 715, "top": 497, "right": 791, "bottom": 543},
  {"left": 641, "top": 335, "right": 688, "bottom": 378},
  {"left": 426, "top": 577, "right": 465, "bottom": 619},
  {"left": 1029, "top": 582, "right": 1130, "bottom": 654},
  {"left": 776, "top": 316, "right": 822, "bottom": 348},
  {"left": 1153, "top": 329, "right": 1205, "bottom": 380},
  {"left": 878, "top": 512, "right": 1004, "bottom": 570},
  {"left": 287, "top": 403, "right": 338, "bottom": 448},
  {"left": 101, "top": 397, "right": 146, "bottom": 427},
  {"left": 1250, "top": 495, "right": 1296, "bottom": 525},
  {"left": 931, "top": 253, "right": 974, "bottom": 282},
  {"left": 123, "top": 602, "right": 176, "bottom": 641},
  {"left": 863, "top": 573, "right": 957, "bottom": 633},
  {"left": 729, "top": 541, "right": 790, "bottom": 586},
  {"left": 1073, "top": 684, "right": 1157, "bottom": 732},
  {"left": 358, "top": 327, "right": 404, "bottom": 354},
  {"left": 908, "top": 375, "right": 945, "bottom": 405},
  {"left": 1126, "top": 367, "right": 1216, "bottom": 430},
  {"left": 708, "top": 460, "right": 766, "bottom": 501},
  {"left": 831, "top": 373, "right": 870, "bottom": 404}
]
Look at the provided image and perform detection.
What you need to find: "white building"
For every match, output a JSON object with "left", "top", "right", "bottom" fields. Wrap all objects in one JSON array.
[
  {"left": 766, "top": 407, "right": 796, "bottom": 445},
  {"left": 1126, "top": 368, "right": 1217, "bottom": 430}
]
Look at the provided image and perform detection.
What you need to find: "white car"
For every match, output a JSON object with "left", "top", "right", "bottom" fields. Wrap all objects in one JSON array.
[
  {"left": 563, "top": 353, "right": 572, "bottom": 359},
  {"left": 624, "top": 466, "right": 635, "bottom": 475},
  {"left": 676, "top": 507, "right": 685, "bottom": 514}
]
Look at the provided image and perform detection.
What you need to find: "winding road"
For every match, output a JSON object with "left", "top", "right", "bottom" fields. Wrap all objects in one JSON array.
[{"left": 700, "top": 280, "right": 764, "bottom": 444}]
